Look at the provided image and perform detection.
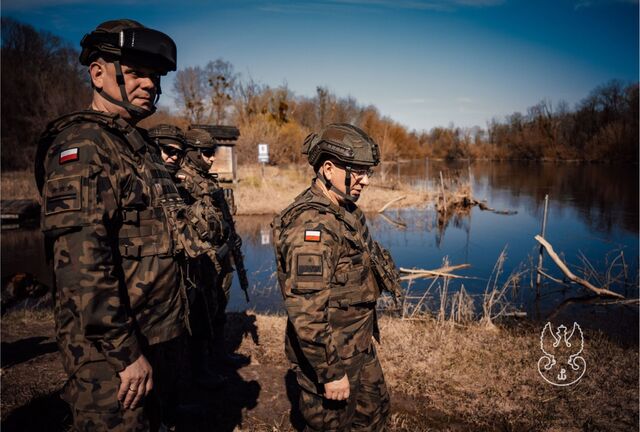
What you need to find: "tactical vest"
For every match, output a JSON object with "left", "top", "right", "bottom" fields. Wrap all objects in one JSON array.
[
  {"left": 273, "top": 187, "right": 382, "bottom": 308},
  {"left": 176, "top": 162, "right": 229, "bottom": 246},
  {"left": 36, "top": 110, "right": 183, "bottom": 259}
]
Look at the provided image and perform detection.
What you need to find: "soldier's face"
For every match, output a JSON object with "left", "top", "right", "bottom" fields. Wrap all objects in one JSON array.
[
  {"left": 323, "top": 161, "right": 371, "bottom": 203},
  {"left": 90, "top": 59, "right": 160, "bottom": 118},
  {"left": 200, "top": 148, "right": 216, "bottom": 166},
  {"left": 160, "top": 145, "right": 182, "bottom": 168}
]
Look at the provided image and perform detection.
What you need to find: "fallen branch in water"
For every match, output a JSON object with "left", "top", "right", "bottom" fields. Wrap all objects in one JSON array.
[
  {"left": 534, "top": 235, "right": 625, "bottom": 299},
  {"left": 477, "top": 201, "right": 518, "bottom": 215},
  {"left": 378, "top": 195, "right": 407, "bottom": 213},
  {"left": 399, "top": 264, "right": 471, "bottom": 281},
  {"left": 379, "top": 212, "right": 407, "bottom": 229}
]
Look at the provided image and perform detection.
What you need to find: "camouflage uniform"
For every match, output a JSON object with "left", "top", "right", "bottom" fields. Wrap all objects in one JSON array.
[
  {"left": 273, "top": 181, "right": 391, "bottom": 431},
  {"left": 175, "top": 149, "right": 233, "bottom": 346},
  {"left": 37, "top": 110, "right": 192, "bottom": 431}
]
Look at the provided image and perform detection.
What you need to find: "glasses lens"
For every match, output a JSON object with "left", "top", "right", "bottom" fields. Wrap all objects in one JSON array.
[
  {"left": 352, "top": 168, "right": 374, "bottom": 179},
  {"left": 162, "top": 146, "right": 181, "bottom": 157},
  {"left": 201, "top": 149, "right": 216, "bottom": 157}
]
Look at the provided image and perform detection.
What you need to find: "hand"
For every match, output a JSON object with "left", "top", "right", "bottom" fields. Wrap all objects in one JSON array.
[
  {"left": 117, "top": 354, "right": 153, "bottom": 410},
  {"left": 324, "top": 374, "right": 350, "bottom": 401}
]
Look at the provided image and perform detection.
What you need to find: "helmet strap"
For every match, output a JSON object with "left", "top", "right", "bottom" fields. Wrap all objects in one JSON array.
[
  {"left": 95, "top": 60, "right": 156, "bottom": 121},
  {"left": 318, "top": 166, "right": 357, "bottom": 204}
]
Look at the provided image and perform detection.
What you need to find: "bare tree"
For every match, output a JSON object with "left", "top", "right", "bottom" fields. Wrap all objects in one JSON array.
[
  {"left": 204, "top": 59, "right": 238, "bottom": 125},
  {"left": 1, "top": 17, "right": 91, "bottom": 170},
  {"left": 173, "top": 66, "right": 206, "bottom": 123}
]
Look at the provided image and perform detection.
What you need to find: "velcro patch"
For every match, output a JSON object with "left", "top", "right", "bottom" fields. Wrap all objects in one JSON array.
[
  {"left": 296, "top": 254, "right": 323, "bottom": 276},
  {"left": 44, "top": 175, "right": 82, "bottom": 215},
  {"left": 304, "top": 230, "right": 321, "bottom": 242},
  {"left": 59, "top": 148, "right": 79, "bottom": 164}
]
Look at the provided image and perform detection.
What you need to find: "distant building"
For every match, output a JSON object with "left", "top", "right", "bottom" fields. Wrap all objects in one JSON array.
[{"left": 191, "top": 124, "right": 240, "bottom": 182}]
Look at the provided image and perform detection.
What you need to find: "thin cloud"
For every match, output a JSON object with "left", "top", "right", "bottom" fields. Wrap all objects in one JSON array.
[
  {"left": 574, "top": 0, "right": 638, "bottom": 9},
  {"left": 3, "top": 0, "right": 155, "bottom": 11},
  {"left": 396, "top": 97, "right": 433, "bottom": 104},
  {"left": 456, "top": 97, "right": 473, "bottom": 104}
]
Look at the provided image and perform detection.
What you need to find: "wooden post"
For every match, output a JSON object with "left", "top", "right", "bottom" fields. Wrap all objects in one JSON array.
[
  {"left": 439, "top": 171, "right": 447, "bottom": 211},
  {"left": 425, "top": 157, "right": 429, "bottom": 191},
  {"left": 536, "top": 194, "right": 549, "bottom": 294}
]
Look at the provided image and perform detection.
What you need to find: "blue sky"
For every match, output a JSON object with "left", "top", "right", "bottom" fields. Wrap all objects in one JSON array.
[{"left": 3, "top": 0, "right": 638, "bottom": 131}]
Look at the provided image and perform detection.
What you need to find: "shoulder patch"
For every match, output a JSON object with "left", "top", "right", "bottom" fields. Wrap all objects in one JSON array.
[
  {"left": 304, "top": 229, "right": 321, "bottom": 242},
  {"left": 296, "top": 254, "right": 323, "bottom": 276},
  {"left": 59, "top": 148, "right": 79, "bottom": 164},
  {"left": 44, "top": 175, "right": 82, "bottom": 215}
]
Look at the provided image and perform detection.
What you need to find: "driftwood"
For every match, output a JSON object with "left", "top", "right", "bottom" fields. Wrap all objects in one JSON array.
[
  {"left": 534, "top": 235, "right": 625, "bottom": 299},
  {"left": 378, "top": 213, "right": 407, "bottom": 229},
  {"left": 378, "top": 195, "right": 407, "bottom": 213},
  {"left": 399, "top": 264, "right": 471, "bottom": 281}
]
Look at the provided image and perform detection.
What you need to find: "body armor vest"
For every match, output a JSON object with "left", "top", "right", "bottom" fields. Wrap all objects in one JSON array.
[
  {"left": 36, "top": 110, "right": 182, "bottom": 259},
  {"left": 273, "top": 187, "right": 383, "bottom": 307}
]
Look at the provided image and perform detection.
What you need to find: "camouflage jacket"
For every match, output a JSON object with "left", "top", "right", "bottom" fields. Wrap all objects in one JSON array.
[
  {"left": 36, "top": 110, "right": 191, "bottom": 377},
  {"left": 175, "top": 160, "right": 229, "bottom": 247},
  {"left": 272, "top": 180, "right": 382, "bottom": 384}
]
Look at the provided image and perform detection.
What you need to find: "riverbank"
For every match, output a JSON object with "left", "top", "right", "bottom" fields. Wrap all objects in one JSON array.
[
  {"left": 1, "top": 165, "right": 433, "bottom": 216},
  {"left": 2, "top": 310, "right": 637, "bottom": 431}
]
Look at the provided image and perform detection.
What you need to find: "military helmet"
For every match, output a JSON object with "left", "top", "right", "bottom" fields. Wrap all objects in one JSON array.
[
  {"left": 148, "top": 124, "right": 186, "bottom": 149},
  {"left": 79, "top": 19, "right": 177, "bottom": 74},
  {"left": 303, "top": 123, "right": 380, "bottom": 168},
  {"left": 185, "top": 128, "right": 217, "bottom": 149}
]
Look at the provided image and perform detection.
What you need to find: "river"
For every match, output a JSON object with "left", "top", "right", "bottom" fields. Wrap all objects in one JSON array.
[{"left": 2, "top": 161, "right": 638, "bottom": 343}]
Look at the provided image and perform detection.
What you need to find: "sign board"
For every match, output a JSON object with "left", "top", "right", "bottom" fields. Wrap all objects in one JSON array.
[
  {"left": 260, "top": 226, "right": 271, "bottom": 245},
  {"left": 258, "top": 143, "right": 269, "bottom": 163}
]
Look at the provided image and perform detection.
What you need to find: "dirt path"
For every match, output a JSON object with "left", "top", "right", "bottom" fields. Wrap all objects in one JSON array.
[{"left": 2, "top": 311, "right": 638, "bottom": 431}]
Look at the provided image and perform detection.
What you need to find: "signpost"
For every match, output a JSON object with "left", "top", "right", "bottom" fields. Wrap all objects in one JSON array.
[{"left": 258, "top": 143, "right": 269, "bottom": 177}]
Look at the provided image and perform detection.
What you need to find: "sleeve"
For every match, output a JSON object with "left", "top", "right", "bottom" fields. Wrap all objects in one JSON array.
[
  {"left": 281, "top": 212, "right": 346, "bottom": 383},
  {"left": 41, "top": 133, "right": 141, "bottom": 372}
]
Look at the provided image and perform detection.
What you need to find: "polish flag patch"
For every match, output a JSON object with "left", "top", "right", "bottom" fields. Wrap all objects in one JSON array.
[
  {"left": 59, "top": 148, "right": 79, "bottom": 164},
  {"left": 304, "top": 230, "right": 321, "bottom": 242}
]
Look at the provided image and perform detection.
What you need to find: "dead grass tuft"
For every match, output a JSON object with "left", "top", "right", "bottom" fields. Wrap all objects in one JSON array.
[{"left": 1, "top": 170, "right": 39, "bottom": 201}]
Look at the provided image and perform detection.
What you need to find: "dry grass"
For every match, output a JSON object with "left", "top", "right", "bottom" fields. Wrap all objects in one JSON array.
[
  {"left": 4, "top": 310, "right": 636, "bottom": 431},
  {"left": 232, "top": 164, "right": 434, "bottom": 215},
  {"left": 1, "top": 170, "right": 39, "bottom": 201},
  {"left": 0, "top": 165, "right": 435, "bottom": 216}
]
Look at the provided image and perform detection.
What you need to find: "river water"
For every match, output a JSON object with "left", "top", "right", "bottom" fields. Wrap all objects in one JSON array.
[{"left": 2, "top": 161, "right": 638, "bottom": 342}]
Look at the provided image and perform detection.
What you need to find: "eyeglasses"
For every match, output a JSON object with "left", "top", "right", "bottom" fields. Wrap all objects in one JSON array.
[
  {"left": 350, "top": 167, "right": 375, "bottom": 180},
  {"left": 200, "top": 148, "right": 217, "bottom": 158},
  {"left": 161, "top": 146, "right": 183, "bottom": 158}
]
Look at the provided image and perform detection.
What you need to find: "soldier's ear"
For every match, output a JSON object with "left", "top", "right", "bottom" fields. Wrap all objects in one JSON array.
[
  {"left": 322, "top": 160, "right": 335, "bottom": 182},
  {"left": 89, "top": 61, "right": 106, "bottom": 90}
]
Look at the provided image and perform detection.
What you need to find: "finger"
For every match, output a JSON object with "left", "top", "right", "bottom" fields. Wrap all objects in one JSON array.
[
  {"left": 117, "top": 377, "right": 131, "bottom": 402},
  {"left": 122, "top": 380, "right": 139, "bottom": 409},
  {"left": 146, "top": 374, "right": 154, "bottom": 394},
  {"left": 130, "top": 379, "right": 146, "bottom": 410}
]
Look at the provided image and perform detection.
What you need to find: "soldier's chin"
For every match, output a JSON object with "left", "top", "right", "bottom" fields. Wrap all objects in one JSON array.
[{"left": 350, "top": 191, "right": 361, "bottom": 202}]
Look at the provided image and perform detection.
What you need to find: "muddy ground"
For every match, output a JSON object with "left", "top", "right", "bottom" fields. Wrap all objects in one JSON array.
[{"left": 1, "top": 310, "right": 638, "bottom": 431}]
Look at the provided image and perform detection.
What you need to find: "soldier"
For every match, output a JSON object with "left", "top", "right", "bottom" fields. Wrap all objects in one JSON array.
[
  {"left": 177, "top": 129, "right": 246, "bottom": 366},
  {"left": 273, "top": 124, "right": 402, "bottom": 431},
  {"left": 35, "top": 20, "right": 195, "bottom": 431},
  {"left": 148, "top": 124, "right": 186, "bottom": 174}
]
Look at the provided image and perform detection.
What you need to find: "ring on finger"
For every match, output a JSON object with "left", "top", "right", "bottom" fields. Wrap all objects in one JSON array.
[{"left": 129, "top": 386, "right": 137, "bottom": 393}]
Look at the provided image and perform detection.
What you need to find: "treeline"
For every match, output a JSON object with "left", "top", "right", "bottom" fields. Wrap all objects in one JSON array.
[
  {"left": 1, "top": 18, "right": 91, "bottom": 171},
  {"left": 2, "top": 18, "right": 637, "bottom": 171},
  {"left": 167, "top": 60, "right": 639, "bottom": 164}
]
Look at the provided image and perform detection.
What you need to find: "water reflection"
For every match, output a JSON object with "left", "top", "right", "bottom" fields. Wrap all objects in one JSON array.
[
  {"left": 391, "top": 160, "right": 639, "bottom": 235},
  {"left": 2, "top": 162, "right": 638, "bottom": 341}
]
